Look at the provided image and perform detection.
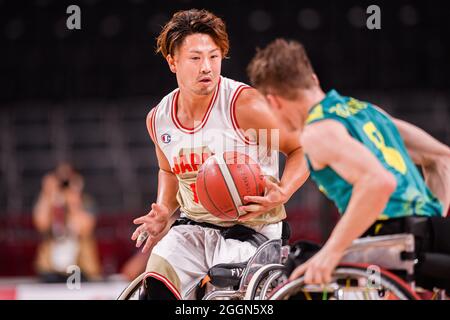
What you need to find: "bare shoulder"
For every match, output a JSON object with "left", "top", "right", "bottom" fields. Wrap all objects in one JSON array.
[
  {"left": 234, "top": 87, "right": 276, "bottom": 131},
  {"left": 146, "top": 106, "right": 157, "bottom": 123},
  {"left": 302, "top": 119, "right": 347, "bottom": 149},
  {"left": 234, "top": 87, "right": 270, "bottom": 115},
  {"left": 301, "top": 120, "right": 351, "bottom": 169},
  {"left": 146, "top": 106, "right": 158, "bottom": 143}
]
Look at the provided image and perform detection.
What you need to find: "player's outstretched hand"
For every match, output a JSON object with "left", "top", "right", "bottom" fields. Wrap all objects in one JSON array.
[
  {"left": 238, "top": 177, "right": 287, "bottom": 222},
  {"left": 131, "top": 203, "right": 170, "bottom": 253}
]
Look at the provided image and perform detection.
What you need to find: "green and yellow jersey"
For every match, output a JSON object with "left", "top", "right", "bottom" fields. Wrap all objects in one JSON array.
[{"left": 305, "top": 89, "right": 443, "bottom": 219}]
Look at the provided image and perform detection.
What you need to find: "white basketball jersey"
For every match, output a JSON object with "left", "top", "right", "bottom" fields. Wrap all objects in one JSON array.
[{"left": 149, "top": 76, "right": 286, "bottom": 227}]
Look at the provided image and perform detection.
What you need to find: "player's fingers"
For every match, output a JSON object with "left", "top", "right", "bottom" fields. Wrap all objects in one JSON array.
[
  {"left": 289, "top": 263, "right": 308, "bottom": 281},
  {"left": 312, "top": 271, "right": 323, "bottom": 285},
  {"left": 131, "top": 225, "right": 145, "bottom": 240},
  {"left": 133, "top": 216, "right": 148, "bottom": 224},
  {"left": 141, "top": 235, "right": 156, "bottom": 253},
  {"left": 239, "top": 204, "right": 262, "bottom": 213},
  {"left": 237, "top": 212, "right": 259, "bottom": 222},
  {"left": 148, "top": 210, "right": 157, "bottom": 219},
  {"left": 136, "top": 230, "right": 150, "bottom": 248},
  {"left": 304, "top": 268, "right": 314, "bottom": 284},
  {"left": 239, "top": 208, "right": 267, "bottom": 221},
  {"left": 323, "top": 271, "right": 332, "bottom": 284},
  {"left": 132, "top": 224, "right": 147, "bottom": 240},
  {"left": 243, "top": 195, "right": 267, "bottom": 204}
]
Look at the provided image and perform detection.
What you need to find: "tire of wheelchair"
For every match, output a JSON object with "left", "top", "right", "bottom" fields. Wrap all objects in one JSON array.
[
  {"left": 244, "top": 264, "right": 286, "bottom": 300},
  {"left": 117, "top": 272, "right": 147, "bottom": 300},
  {"left": 269, "top": 263, "right": 421, "bottom": 300}
]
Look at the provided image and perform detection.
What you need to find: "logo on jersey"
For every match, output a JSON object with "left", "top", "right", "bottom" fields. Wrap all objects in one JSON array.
[{"left": 161, "top": 133, "right": 171, "bottom": 144}]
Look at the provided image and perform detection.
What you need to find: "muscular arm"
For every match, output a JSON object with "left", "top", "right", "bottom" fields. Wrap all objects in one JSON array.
[
  {"left": 392, "top": 118, "right": 450, "bottom": 165},
  {"left": 393, "top": 118, "right": 450, "bottom": 214},
  {"left": 146, "top": 110, "right": 180, "bottom": 216},
  {"left": 303, "top": 120, "right": 397, "bottom": 253},
  {"left": 235, "top": 89, "right": 309, "bottom": 203}
]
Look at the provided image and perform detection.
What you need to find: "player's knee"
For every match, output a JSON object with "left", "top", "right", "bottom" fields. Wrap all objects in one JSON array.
[{"left": 139, "top": 277, "right": 178, "bottom": 300}]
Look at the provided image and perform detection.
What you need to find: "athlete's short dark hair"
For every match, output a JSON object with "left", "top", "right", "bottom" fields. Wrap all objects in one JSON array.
[{"left": 156, "top": 9, "right": 229, "bottom": 58}]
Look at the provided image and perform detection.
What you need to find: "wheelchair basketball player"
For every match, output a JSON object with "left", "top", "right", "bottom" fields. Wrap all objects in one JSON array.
[
  {"left": 130, "top": 10, "right": 309, "bottom": 299},
  {"left": 247, "top": 39, "right": 450, "bottom": 293}
]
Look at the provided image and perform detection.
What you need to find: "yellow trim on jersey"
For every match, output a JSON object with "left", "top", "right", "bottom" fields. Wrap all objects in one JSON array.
[
  {"left": 306, "top": 104, "right": 324, "bottom": 124},
  {"left": 377, "top": 214, "right": 390, "bottom": 220}
]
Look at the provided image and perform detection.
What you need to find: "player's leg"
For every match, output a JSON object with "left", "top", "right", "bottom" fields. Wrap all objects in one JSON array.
[
  {"left": 142, "top": 224, "right": 211, "bottom": 300},
  {"left": 208, "top": 222, "right": 282, "bottom": 266}
]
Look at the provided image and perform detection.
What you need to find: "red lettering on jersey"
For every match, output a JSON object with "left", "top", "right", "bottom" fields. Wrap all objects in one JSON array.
[
  {"left": 172, "top": 157, "right": 180, "bottom": 174},
  {"left": 179, "top": 155, "right": 193, "bottom": 174},
  {"left": 171, "top": 152, "right": 213, "bottom": 175}
]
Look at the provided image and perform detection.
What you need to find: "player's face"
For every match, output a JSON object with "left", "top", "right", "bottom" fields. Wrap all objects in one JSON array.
[{"left": 170, "top": 33, "right": 222, "bottom": 96}]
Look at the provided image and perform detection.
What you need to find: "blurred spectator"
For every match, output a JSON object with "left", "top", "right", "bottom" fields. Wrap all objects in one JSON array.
[{"left": 32, "top": 162, "right": 102, "bottom": 282}]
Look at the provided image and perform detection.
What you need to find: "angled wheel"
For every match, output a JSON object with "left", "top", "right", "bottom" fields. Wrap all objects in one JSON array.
[{"left": 269, "top": 263, "right": 420, "bottom": 300}]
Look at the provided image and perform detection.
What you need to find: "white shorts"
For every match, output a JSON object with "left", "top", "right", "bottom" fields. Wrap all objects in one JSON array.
[{"left": 145, "top": 221, "right": 282, "bottom": 299}]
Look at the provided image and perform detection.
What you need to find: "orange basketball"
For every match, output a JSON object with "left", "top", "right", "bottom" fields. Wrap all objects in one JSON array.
[{"left": 196, "top": 151, "right": 265, "bottom": 221}]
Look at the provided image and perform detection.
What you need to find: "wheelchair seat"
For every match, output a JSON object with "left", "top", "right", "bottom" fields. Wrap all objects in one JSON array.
[{"left": 340, "top": 233, "right": 416, "bottom": 277}]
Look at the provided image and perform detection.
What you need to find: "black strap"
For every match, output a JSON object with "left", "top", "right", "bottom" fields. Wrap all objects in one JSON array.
[
  {"left": 171, "top": 217, "right": 269, "bottom": 247},
  {"left": 172, "top": 217, "right": 229, "bottom": 232}
]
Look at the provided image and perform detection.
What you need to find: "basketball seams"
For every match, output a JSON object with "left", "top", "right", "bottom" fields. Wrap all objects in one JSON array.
[
  {"left": 213, "top": 155, "right": 241, "bottom": 219},
  {"left": 245, "top": 162, "right": 261, "bottom": 198},
  {"left": 227, "top": 154, "right": 253, "bottom": 207},
  {"left": 201, "top": 156, "right": 234, "bottom": 220},
  {"left": 216, "top": 153, "right": 245, "bottom": 218}
]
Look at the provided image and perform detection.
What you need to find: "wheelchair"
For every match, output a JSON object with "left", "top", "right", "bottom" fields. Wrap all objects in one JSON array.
[
  {"left": 118, "top": 233, "right": 448, "bottom": 300},
  {"left": 116, "top": 238, "right": 290, "bottom": 300},
  {"left": 264, "top": 234, "right": 448, "bottom": 300}
]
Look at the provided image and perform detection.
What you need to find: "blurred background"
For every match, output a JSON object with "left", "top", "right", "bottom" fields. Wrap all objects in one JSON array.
[{"left": 0, "top": 0, "right": 449, "bottom": 299}]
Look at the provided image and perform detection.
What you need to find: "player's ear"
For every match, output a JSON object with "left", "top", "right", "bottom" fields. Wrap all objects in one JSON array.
[
  {"left": 265, "top": 94, "right": 282, "bottom": 110},
  {"left": 166, "top": 54, "right": 176, "bottom": 73},
  {"left": 311, "top": 74, "right": 320, "bottom": 87}
]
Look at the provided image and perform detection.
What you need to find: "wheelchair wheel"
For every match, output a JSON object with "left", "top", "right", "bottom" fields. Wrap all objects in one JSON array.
[
  {"left": 244, "top": 264, "right": 286, "bottom": 300},
  {"left": 269, "top": 263, "right": 420, "bottom": 300},
  {"left": 117, "top": 272, "right": 147, "bottom": 300}
]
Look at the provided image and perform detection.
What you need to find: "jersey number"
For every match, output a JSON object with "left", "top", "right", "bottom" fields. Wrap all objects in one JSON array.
[
  {"left": 363, "top": 121, "right": 407, "bottom": 174},
  {"left": 190, "top": 183, "right": 199, "bottom": 204}
]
